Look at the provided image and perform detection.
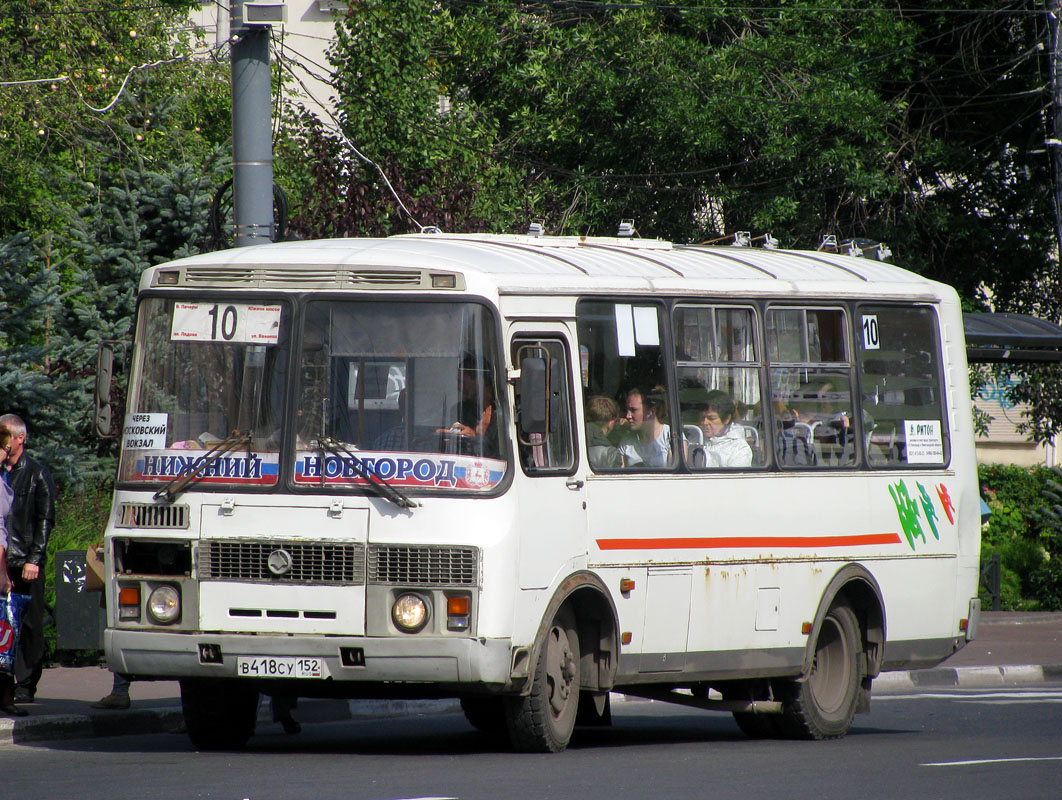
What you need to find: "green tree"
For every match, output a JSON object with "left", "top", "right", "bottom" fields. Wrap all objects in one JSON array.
[
  {"left": 0, "top": 0, "right": 229, "bottom": 241},
  {"left": 0, "top": 2, "right": 232, "bottom": 484},
  {"left": 0, "top": 150, "right": 227, "bottom": 487},
  {"left": 286, "top": 2, "right": 1050, "bottom": 271}
]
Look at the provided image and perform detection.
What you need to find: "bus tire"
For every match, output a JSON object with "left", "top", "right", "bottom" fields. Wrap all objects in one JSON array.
[
  {"left": 778, "top": 602, "right": 863, "bottom": 740},
  {"left": 504, "top": 607, "right": 581, "bottom": 753},
  {"left": 732, "top": 711, "right": 782, "bottom": 739},
  {"left": 460, "top": 696, "right": 507, "bottom": 735},
  {"left": 180, "top": 678, "right": 258, "bottom": 751},
  {"left": 723, "top": 683, "right": 781, "bottom": 739}
]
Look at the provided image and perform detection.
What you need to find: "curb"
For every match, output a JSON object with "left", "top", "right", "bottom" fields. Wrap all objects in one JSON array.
[
  {"left": 0, "top": 707, "right": 184, "bottom": 746},
  {"left": 1, "top": 697, "right": 462, "bottom": 747},
  {"left": 873, "top": 663, "right": 1062, "bottom": 693}
]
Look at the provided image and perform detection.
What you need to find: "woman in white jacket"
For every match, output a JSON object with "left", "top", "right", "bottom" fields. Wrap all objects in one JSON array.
[{"left": 697, "top": 391, "right": 753, "bottom": 468}]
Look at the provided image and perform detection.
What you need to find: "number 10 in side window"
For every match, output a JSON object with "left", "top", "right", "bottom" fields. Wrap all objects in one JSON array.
[{"left": 862, "top": 315, "right": 880, "bottom": 350}]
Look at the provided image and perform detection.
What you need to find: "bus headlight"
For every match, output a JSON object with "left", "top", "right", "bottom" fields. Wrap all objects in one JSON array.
[
  {"left": 392, "top": 593, "right": 429, "bottom": 632},
  {"left": 147, "top": 585, "right": 181, "bottom": 625}
]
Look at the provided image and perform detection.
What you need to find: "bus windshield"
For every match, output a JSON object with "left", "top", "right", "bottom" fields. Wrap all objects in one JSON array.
[
  {"left": 117, "top": 296, "right": 508, "bottom": 494},
  {"left": 118, "top": 297, "right": 291, "bottom": 487},
  {"left": 293, "top": 299, "right": 507, "bottom": 493}
]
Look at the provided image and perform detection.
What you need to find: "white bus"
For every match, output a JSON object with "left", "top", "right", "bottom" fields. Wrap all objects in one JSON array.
[{"left": 97, "top": 233, "right": 981, "bottom": 752}]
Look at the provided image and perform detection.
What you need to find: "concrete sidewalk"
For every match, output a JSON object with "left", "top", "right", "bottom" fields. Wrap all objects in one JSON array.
[{"left": 3, "top": 611, "right": 1061, "bottom": 746}]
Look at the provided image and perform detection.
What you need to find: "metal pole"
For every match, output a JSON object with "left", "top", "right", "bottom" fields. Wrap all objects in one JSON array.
[
  {"left": 1049, "top": 1, "right": 1062, "bottom": 258},
  {"left": 230, "top": 1, "right": 274, "bottom": 247}
]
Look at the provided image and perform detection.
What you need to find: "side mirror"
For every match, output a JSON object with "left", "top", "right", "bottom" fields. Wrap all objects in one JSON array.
[
  {"left": 518, "top": 356, "right": 548, "bottom": 436},
  {"left": 94, "top": 343, "right": 115, "bottom": 437}
]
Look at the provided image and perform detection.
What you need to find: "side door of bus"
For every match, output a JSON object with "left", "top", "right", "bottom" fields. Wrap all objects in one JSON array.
[{"left": 508, "top": 325, "right": 588, "bottom": 590}]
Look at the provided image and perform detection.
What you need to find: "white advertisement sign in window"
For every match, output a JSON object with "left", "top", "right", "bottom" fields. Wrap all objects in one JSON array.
[{"left": 904, "top": 419, "right": 943, "bottom": 463}]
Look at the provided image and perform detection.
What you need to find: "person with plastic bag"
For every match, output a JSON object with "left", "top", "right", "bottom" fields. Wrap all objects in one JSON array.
[
  {"left": 0, "top": 423, "right": 30, "bottom": 717},
  {"left": 0, "top": 414, "right": 56, "bottom": 710}
]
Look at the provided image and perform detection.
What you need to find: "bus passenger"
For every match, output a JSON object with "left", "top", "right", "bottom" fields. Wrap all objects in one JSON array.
[
  {"left": 585, "top": 395, "right": 621, "bottom": 469},
  {"left": 618, "top": 386, "right": 672, "bottom": 468},
  {"left": 775, "top": 406, "right": 818, "bottom": 466},
  {"left": 697, "top": 390, "right": 753, "bottom": 468}
]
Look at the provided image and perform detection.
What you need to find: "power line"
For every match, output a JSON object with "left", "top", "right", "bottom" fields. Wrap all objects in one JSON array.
[
  {"left": 1, "top": 44, "right": 224, "bottom": 113},
  {"left": 272, "top": 43, "right": 426, "bottom": 231},
  {"left": 442, "top": 0, "right": 1045, "bottom": 17}
]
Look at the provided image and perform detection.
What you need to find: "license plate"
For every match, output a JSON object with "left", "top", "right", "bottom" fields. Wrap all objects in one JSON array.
[{"left": 236, "top": 656, "right": 328, "bottom": 678}]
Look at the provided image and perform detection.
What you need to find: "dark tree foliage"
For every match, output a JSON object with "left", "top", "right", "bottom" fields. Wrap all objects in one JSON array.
[
  {"left": 285, "top": 1, "right": 1051, "bottom": 275},
  {"left": 0, "top": 151, "right": 227, "bottom": 486}
]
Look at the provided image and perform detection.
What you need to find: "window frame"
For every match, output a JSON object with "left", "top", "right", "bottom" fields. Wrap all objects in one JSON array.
[
  {"left": 511, "top": 334, "right": 579, "bottom": 477},
  {"left": 673, "top": 302, "right": 768, "bottom": 471},
  {"left": 854, "top": 302, "right": 951, "bottom": 470}
]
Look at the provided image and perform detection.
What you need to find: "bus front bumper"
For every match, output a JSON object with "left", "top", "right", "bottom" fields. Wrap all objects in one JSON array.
[{"left": 105, "top": 628, "right": 513, "bottom": 689}]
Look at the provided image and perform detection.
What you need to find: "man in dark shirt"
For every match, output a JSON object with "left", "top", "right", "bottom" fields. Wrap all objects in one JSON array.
[{"left": 0, "top": 413, "right": 57, "bottom": 714}]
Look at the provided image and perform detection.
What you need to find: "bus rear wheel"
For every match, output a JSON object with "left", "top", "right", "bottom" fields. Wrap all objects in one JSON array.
[
  {"left": 505, "top": 608, "right": 581, "bottom": 753},
  {"left": 777, "top": 603, "right": 863, "bottom": 740},
  {"left": 180, "top": 678, "right": 259, "bottom": 751},
  {"left": 723, "top": 682, "right": 782, "bottom": 739}
]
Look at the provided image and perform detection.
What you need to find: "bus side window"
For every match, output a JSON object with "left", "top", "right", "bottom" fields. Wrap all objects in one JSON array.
[
  {"left": 767, "top": 307, "right": 857, "bottom": 469},
  {"left": 674, "top": 304, "right": 765, "bottom": 470},
  {"left": 576, "top": 301, "right": 673, "bottom": 471},
  {"left": 857, "top": 306, "right": 948, "bottom": 467},
  {"left": 512, "top": 338, "right": 575, "bottom": 473}
]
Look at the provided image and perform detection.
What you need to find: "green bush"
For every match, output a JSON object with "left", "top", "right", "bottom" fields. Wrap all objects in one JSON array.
[
  {"left": 976, "top": 464, "right": 1062, "bottom": 608},
  {"left": 1029, "top": 560, "right": 1062, "bottom": 611},
  {"left": 999, "top": 536, "right": 1047, "bottom": 593},
  {"left": 1033, "top": 468, "right": 1062, "bottom": 558},
  {"left": 979, "top": 463, "right": 1050, "bottom": 545}
]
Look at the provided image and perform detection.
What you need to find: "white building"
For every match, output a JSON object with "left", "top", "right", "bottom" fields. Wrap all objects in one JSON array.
[{"left": 190, "top": 1, "right": 342, "bottom": 120}]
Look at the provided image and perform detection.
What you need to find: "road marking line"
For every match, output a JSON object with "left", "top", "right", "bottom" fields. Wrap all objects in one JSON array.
[
  {"left": 960, "top": 696, "right": 1062, "bottom": 705},
  {"left": 923, "top": 756, "right": 1062, "bottom": 767},
  {"left": 875, "top": 690, "right": 1062, "bottom": 701}
]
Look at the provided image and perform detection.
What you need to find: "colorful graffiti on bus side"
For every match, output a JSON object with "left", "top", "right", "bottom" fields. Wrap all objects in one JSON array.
[{"left": 889, "top": 479, "right": 957, "bottom": 550}]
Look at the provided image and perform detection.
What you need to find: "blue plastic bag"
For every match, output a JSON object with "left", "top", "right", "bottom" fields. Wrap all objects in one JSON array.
[{"left": 0, "top": 592, "right": 31, "bottom": 675}]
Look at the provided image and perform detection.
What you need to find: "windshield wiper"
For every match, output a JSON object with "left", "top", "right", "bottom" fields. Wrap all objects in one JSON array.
[
  {"left": 317, "top": 436, "right": 419, "bottom": 510},
  {"left": 154, "top": 430, "right": 253, "bottom": 503}
]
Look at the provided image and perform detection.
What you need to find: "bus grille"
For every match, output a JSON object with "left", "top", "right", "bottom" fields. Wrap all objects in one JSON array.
[
  {"left": 367, "top": 545, "right": 479, "bottom": 586},
  {"left": 116, "top": 502, "right": 189, "bottom": 529},
  {"left": 198, "top": 540, "right": 366, "bottom": 585},
  {"left": 182, "top": 266, "right": 434, "bottom": 289}
]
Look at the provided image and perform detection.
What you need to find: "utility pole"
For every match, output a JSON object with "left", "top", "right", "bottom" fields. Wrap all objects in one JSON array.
[
  {"left": 1050, "top": 0, "right": 1062, "bottom": 258},
  {"left": 229, "top": 1, "right": 280, "bottom": 247}
]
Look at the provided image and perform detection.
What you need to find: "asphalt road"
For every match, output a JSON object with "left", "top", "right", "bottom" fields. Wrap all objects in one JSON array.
[{"left": 5, "top": 685, "right": 1061, "bottom": 800}]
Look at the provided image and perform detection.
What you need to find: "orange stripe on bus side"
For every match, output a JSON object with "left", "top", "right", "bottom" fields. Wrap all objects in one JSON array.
[{"left": 594, "top": 533, "right": 904, "bottom": 551}]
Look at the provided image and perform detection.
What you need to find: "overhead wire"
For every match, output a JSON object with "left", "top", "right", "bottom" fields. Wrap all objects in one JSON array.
[
  {"left": 0, "top": 44, "right": 223, "bottom": 113},
  {"left": 271, "top": 39, "right": 426, "bottom": 231}
]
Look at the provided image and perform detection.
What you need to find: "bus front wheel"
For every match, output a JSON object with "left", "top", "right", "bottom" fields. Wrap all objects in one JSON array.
[
  {"left": 460, "top": 696, "right": 507, "bottom": 735},
  {"left": 777, "top": 602, "right": 863, "bottom": 740},
  {"left": 180, "top": 678, "right": 259, "bottom": 751},
  {"left": 505, "top": 607, "right": 581, "bottom": 752}
]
